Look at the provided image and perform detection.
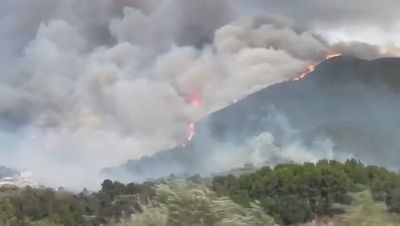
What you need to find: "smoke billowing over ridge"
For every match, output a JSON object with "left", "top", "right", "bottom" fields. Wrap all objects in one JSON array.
[{"left": 0, "top": 0, "right": 399, "bottom": 189}]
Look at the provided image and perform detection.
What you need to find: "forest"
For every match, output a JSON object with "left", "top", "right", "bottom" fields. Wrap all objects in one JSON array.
[{"left": 0, "top": 159, "right": 399, "bottom": 226}]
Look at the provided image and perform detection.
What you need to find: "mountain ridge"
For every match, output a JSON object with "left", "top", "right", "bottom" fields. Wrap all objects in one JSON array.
[{"left": 104, "top": 56, "right": 400, "bottom": 181}]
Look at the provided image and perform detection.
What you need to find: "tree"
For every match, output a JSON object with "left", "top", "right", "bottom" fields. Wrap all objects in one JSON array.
[{"left": 212, "top": 160, "right": 355, "bottom": 224}]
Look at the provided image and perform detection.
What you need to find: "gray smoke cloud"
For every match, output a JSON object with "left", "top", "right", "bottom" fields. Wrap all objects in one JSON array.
[
  {"left": 237, "top": 0, "right": 400, "bottom": 47},
  {"left": 0, "top": 0, "right": 397, "bottom": 190},
  {"left": 239, "top": 0, "right": 400, "bottom": 26}
]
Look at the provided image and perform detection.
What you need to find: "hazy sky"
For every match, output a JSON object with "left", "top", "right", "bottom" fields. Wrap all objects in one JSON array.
[{"left": 236, "top": 0, "right": 400, "bottom": 45}]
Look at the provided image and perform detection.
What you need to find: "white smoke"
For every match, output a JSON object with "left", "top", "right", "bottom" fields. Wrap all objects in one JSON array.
[
  {"left": 208, "top": 110, "right": 352, "bottom": 174},
  {"left": 0, "top": 0, "right": 393, "bottom": 189}
]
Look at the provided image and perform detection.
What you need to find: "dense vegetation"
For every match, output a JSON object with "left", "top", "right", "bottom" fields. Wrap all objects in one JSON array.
[
  {"left": 212, "top": 159, "right": 400, "bottom": 225},
  {"left": 0, "top": 159, "right": 399, "bottom": 226},
  {"left": 0, "top": 181, "right": 155, "bottom": 226},
  {"left": 0, "top": 187, "right": 85, "bottom": 225}
]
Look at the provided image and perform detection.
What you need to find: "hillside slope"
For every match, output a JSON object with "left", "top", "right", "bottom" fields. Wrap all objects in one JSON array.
[{"left": 105, "top": 56, "right": 400, "bottom": 181}]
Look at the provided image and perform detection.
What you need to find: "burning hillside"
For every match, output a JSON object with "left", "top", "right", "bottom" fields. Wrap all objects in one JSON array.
[
  {"left": 2, "top": 0, "right": 400, "bottom": 189},
  {"left": 180, "top": 53, "right": 343, "bottom": 146},
  {"left": 294, "top": 53, "right": 342, "bottom": 81},
  {"left": 105, "top": 56, "right": 400, "bottom": 182}
]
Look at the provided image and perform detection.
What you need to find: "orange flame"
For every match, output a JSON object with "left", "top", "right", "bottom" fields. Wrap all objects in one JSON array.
[
  {"left": 180, "top": 95, "right": 201, "bottom": 147},
  {"left": 325, "top": 53, "right": 342, "bottom": 60},
  {"left": 184, "top": 96, "right": 200, "bottom": 143},
  {"left": 181, "top": 52, "right": 342, "bottom": 146},
  {"left": 294, "top": 52, "right": 342, "bottom": 81},
  {"left": 294, "top": 62, "right": 318, "bottom": 81}
]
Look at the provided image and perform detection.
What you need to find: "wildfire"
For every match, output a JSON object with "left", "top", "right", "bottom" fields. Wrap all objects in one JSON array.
[
  {"left": 325, "top": 53, "right": 342, "bottom": 60},
  {"left": 294, "top": 53, "right": 342, "bottom": 81},
  {"left": 182, "top": 95, "right": 201, "bottom": 144},
  {"left": 180, "top": 52, "right": 342, "bottom": 146},
  {"left": 294, "top": 63, "right": 317, "bottom": 81}
]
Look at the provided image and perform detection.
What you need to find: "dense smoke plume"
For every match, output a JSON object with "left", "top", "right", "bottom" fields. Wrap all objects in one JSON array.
[
  {"left": 0, "top": 0, "right": 398, "bottom": 189},
  {"left": 237, "top": 0, "right": 400, "bottom": 45}
]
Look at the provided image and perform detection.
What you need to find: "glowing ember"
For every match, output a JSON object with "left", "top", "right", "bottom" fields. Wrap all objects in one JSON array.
[{"left": 187, "top": 122, "right": 195, "bottom": 141}]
